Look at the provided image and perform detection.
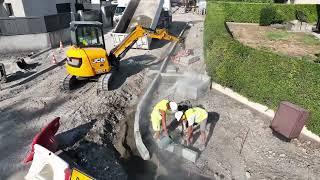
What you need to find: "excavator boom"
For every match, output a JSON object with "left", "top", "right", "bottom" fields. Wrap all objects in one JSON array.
[{"left": 110, "top": 25, "right": 179, "bottom": 59}]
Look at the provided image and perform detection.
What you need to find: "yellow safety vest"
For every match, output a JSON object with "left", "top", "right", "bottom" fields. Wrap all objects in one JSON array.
[
  {"left": 185, "top": 107, "right": 208, "bottom": 123},
  {"left": 151, "top": 99, "right": 169, "bottom": 121}
]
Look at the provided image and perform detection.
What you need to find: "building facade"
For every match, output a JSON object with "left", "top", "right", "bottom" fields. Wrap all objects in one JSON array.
[{"left": 0, "top": 0, "right": 76, "bottom": 17}]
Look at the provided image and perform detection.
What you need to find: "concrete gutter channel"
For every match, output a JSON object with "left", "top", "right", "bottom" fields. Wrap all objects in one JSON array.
[{"left": 134, "top": 24, "right": 189, "bottom": 161}]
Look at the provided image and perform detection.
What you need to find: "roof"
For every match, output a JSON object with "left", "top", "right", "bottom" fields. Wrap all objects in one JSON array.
[{"left": 70, "top": 21, "right": 103, "bottom": 26}]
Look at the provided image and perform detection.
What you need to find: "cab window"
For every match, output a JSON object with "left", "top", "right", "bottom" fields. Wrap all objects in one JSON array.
[{"left": 76, "top": 26, "right": 104, "bottom": 47}]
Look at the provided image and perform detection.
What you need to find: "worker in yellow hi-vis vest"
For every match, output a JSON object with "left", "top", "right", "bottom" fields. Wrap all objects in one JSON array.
[
  {"left": 151, "top": 99, "right": 178, "bottom": 139},
  {"left": 175, "top": 107, "right": 208, "bottom": 151}
]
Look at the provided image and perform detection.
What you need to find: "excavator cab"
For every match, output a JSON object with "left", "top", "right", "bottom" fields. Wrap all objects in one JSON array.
[
  {"left": 70, "top": 21, "right": 105, "bottom": 49},
  {"left": 64, "top": 21, "right": 113, "bottom": 91}
]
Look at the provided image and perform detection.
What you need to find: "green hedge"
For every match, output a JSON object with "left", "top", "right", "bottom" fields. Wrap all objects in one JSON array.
[
  {"left": 204, "top": 2, "right": 320, "bottom": 135},
  {"left": 222, "top": 3, "right": 318, "bottom": 23}
]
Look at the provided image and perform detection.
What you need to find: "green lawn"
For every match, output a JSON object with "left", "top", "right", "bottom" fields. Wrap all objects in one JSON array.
[
  {"left": 204, "top": 2, "right": 320, "bottom": 135},
  {"left": 266, "top": 31, "right": 290, "bottom": 41},
  {"left": 303, "top": 34, "right": 320, "bottom": 45}
]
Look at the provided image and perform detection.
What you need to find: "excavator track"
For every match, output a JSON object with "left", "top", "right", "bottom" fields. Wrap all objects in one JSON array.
[
  {"left": 98, "top": 73, "right": 112, "bottom": 91},
  {"left": 62, "top": 74, "right": 77, "bottom": 91}
]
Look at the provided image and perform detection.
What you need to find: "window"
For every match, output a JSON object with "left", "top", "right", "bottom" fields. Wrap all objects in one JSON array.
[
  {"left": 5, "top": 3, "right": 13, "bottom": 16},
  {"left": 115, "top": 7, "right": 125, "bottom": 15},
  {"left": 76, "top": 26, "right": 104, "bottom": 47},
  {"left": 56, "top": 3, "right": 71, "bottom": 13}
]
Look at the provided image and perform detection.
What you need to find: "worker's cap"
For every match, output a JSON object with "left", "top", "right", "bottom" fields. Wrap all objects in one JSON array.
[
  {"left": 169, "top": 101, "right": 178, "bottom": 112},
  {"left": 175, "top": 111, "right": 184, "bottom": 121}
]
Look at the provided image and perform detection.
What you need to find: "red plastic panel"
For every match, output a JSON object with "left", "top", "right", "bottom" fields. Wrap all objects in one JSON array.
[{"left": 24, "top": 117, "right": 60, "bottom": 163}]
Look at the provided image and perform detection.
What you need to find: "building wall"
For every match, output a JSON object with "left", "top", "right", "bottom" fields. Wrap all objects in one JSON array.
[
  {"left": 0, "top": 3, "right": 9, "bottom": 17},
  {"left": 0, "top": 33, "right": 51, "bottom": 53},
  {"left": 0, "top": 27, "right": 71, "bottom": 53},
  {"left": 3, "top": 0, "right": 26, "bottom": 17},
  {"left": 1, "top": 0, "right": 76, "bottom": 17},
  {"left": 22, "top": 0, "right": 57, "bottom": 16}
]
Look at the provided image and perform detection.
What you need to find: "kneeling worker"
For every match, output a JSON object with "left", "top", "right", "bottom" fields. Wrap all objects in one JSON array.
[
  {"left": 175, "top": 107, "right": 208, "bottom": 150},
  {"left": 151, "top": 99, "right": 178, "bottom": 139}
]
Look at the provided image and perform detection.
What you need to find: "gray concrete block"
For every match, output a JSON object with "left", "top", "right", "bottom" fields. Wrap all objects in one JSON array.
[
  {"left": 134, "top": 130, "right": 150, "bottom": 160},
  {"left": 165, "top": 65, "right": 178, "bottom": 73},
  {"left": 158, "top": 135, "right": 173, "bottom": 149},
  {"left": 165, "top": 144, "right": 198, "bottom": 163},
  {"left": 182, "top": 148, "right": 198, "bottom": 163},
  {"left": 165, "top": 144, "right": 175, "bottom": 152},
  {"left": 179, "top": 56, "right": 200, "bottom": 66},
  {"left": 175, "top": 74, "right": 210, "bottom": 100}
]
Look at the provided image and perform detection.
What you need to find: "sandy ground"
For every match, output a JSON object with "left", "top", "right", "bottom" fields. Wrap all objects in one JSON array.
[
  {"left": 227, "top": 23, "right": 320, "bottom": 58},
  {"left": 140, "top": 11, "right": 320, "bottom": 180},
  {"left": 0, "top": 16, "right": 181, "bottom": 179}
]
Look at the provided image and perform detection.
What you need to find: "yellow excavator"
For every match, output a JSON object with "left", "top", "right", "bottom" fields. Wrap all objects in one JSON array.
[{"left": 62, "top": 21, "right": 179, "bottom": 91}]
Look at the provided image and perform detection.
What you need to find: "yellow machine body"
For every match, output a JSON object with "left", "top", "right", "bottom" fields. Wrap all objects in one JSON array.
[
  {"left": 66, "top": 47, "right": 111, "bottom": 77},
  {"left": 62, "top": 21, "right": 179, "bottom": 91}
]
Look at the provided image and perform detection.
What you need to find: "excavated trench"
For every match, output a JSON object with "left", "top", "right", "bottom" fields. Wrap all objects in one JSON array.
[{"left": 60, "top": 92, "right": 160, "bottom": 179}]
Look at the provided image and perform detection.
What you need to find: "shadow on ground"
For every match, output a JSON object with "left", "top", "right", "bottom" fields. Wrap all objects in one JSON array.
[
  {"left": 109, "top": 54, "right": 160, "bottom": 90},
  {"left": 9, "top": 59, "right": 66, "bottom": 89},
  {"left": 56, "top": 119, "right": 97, "bottom": 149},
  {"left": 0, "top": 97, "right": 70, "bottom": 179}
]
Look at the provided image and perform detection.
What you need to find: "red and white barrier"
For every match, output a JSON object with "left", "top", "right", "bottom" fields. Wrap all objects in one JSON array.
[{"left": 25, "top": 144, "right": 71, "bottom": 180}]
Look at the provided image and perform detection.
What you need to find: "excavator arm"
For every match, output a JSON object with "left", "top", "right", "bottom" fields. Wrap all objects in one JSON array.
[{"left": 109, "top": 25, "right": 179, "bottom": 60}]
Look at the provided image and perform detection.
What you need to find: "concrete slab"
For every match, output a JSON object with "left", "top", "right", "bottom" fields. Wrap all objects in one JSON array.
[{"left": 127, "top": 0, "right": 164, "bottom": 32}]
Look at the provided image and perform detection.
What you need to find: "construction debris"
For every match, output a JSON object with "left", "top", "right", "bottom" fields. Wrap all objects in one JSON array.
[
  {"left": 175, "top": 73, "right": 210, "bottom": 100},
  {"left": 171, "top": 49, "right": 200, "bottom": 66}
]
